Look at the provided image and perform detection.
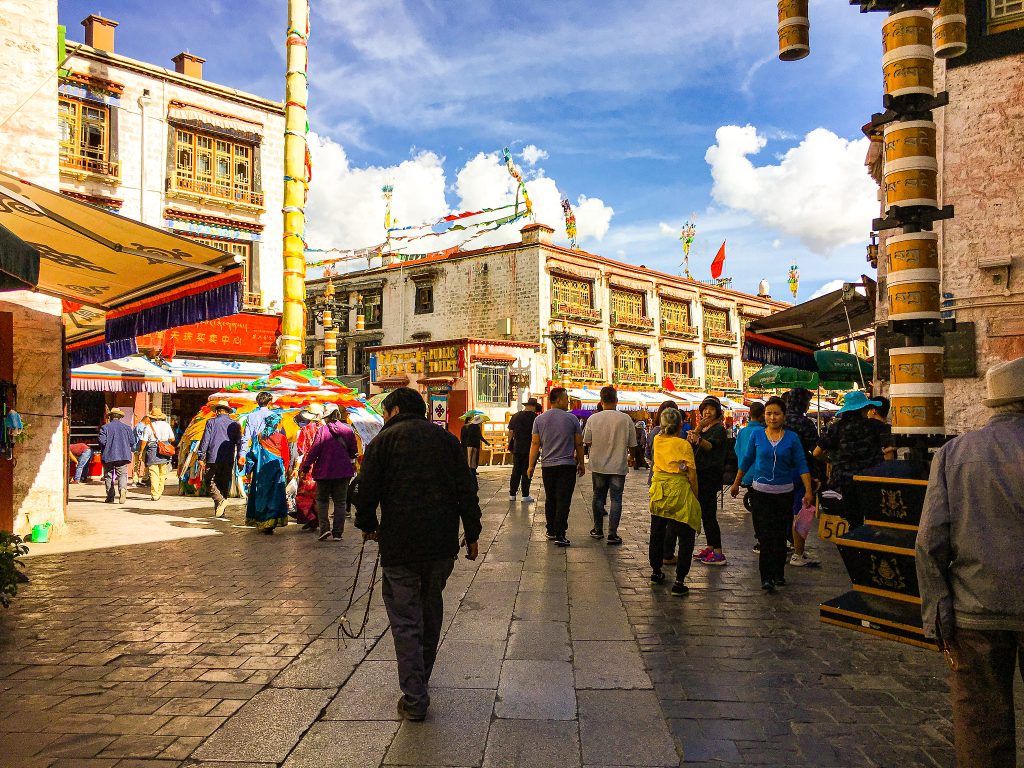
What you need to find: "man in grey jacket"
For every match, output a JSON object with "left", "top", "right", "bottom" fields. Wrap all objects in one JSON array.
[{"left": 916, "top": 356, "right": 1024, "bottom": 768}]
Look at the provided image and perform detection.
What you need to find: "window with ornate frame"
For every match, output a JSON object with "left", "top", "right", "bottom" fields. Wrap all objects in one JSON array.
[
  {"left": 705, "top": 356, "right": 732, "bottom": 382},
  {"left": 59, "top": 97, "right": 116, "bottom": 176},
  {"left": 187, "top": 236, "right": 260, "bottom": 309},
  {"left": 476, "top": 364, "right": 510, "bottom": 405},
  {"left": 567, "top": 338, "right": 598, "bottom": 369},
  {"left": 414, "top": 283, "right": 434, "bottom": 314},
  {"left": 610, "top": 288, "right": 644, "bottom": 317},
  {"left": 661, "top": 299, "right": 690, "bottom": 326},
  {"left": 552, "top": 276, "right": 593, "bottom": 308},
  {"left": 613, "top": 344, "right": 650, "bottom": 373},
  {"left": 663, "top": 350, "right": 693, "bottom": 378},
  {"left": 990, "top": 0, "right": 1024, "bottom": 32},
  {"left": 703, "top": 307, "right": 729, "bottom": 334},
  {"left": 173, "top": 128, "right": 260, "bottom": 205},
  {"left": 362, "top": 290, "right": 383, "bottom": 329},
  {"left": 743, "top": 361, "right": 762, "bottom": 385}
]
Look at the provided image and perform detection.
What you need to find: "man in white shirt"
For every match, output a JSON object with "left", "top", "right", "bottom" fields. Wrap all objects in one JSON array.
[
  {"left": 140, "top": 407, "right": 177, "bottom": 501},
  {"left": 583, "top": 386, "right": 637, "bottom": 545}
]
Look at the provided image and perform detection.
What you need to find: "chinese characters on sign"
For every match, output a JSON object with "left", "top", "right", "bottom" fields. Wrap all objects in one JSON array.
[{"left": 136, "top": 313, "right": 279, "bottom": 358}]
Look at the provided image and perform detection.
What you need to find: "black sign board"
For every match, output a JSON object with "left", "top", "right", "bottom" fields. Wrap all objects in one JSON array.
[{"left": 875, "top": 322, "right": 976, "bottom": 380}]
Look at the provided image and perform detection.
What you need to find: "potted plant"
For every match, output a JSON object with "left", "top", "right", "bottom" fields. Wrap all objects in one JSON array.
[{"left": 0, "top": 531, "right": 29, "bottom": 608}]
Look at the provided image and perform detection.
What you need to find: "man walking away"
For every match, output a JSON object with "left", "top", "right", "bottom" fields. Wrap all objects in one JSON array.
[
  {"left": 356, "top": 387, "right": 481, "bottom": 722},
  {"left": 140, "top": 407, "right": 176, "bottom": 501},
  {"left": 98, "top": 408, "right": 137, "bottom": 504},
  {"left": 528, "top": 387, "right": 584, "bottom": 547},
  {"left": 508, "top": 398, "right": 541, "bottom": 501},
  {"left": 197, "top": 400, "right": 242, "bottom": 518},
  {"left": 240, "top": 391, "right": 275, "bottom": 466},
  {"left": 917, "top": 357, "right": 1024, "bottom": 768},
  {"left": 735, "top": 401, "right": 766, "bottom": 553},
  {"left": 300, "top": 403, "right": 358, "bottom": 541},
  {"left": 583, "top": 386, "right": 636, "bottom": 545},
  {"left": 131, "top": 414, "right": 151, "bottom": 486}
]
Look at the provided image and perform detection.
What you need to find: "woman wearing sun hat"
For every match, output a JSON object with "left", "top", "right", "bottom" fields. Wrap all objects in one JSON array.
[
  {"left": 141, "top": 406, "right": 176, "bottom": 501},
  {"left": 813, "top": 390, "right": 891, "bottom": 529}
]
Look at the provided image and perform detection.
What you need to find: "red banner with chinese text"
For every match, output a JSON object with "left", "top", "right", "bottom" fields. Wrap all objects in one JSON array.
[{"left": 136, "top": 313, "right": 279, "bottom": 359}]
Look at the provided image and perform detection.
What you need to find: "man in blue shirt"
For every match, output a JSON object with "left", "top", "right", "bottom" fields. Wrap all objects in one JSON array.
[
  {"left": 735, "top": 401, "right": 766, "bottom": 552},
  {"left": 197, "top": 401, "right": 242, "bottom": 518},
  {"left": 528, "top": 387, "right": 584, "bottom": 546},
  {"left": 98, "top": 408, "right": 138, "bottom": 504},
  {"left": 239, "top": 391, "right": 275, "bottom": 465}
]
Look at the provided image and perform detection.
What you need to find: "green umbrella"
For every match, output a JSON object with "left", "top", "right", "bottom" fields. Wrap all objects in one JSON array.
[
  {"left": 812, "top": 350, "right": 873, "bottom": 386},
  {"left": 747, "top": 364, "right": 859, "bottom": 392}
]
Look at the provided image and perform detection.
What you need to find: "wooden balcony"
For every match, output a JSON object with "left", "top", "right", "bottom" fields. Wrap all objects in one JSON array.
[
  {"left": 665, "top": 373, "right": 701, "bottom": 390},
  {"left": 551, "top": 302, "right": 602, "bottom": 324},
  {"left": 610, "top": 311, "right": 655, "bottom": 332},
  {"left": 703, "top": 328, "right": 737, "bottom": 345},
  {"left": 168, "top": 172, "right": 265, "bottom": 208},
  {"left": 707, "top": 377, "right": 740, "bottom": 391},
  {"left": 59, "top": 154, "right": 119, "bottom": 179},
  {"left": 661, "top": 318, "right": 699, "bottom": 339},
  {"left": 242, "top": 291, "right": 263, "bottom": 310},
  {"left": 559, "top": 365, "right": 606, "bottom": 383},
  {"left": 613, "top": 370, "right": 658, "bottom": 388}
]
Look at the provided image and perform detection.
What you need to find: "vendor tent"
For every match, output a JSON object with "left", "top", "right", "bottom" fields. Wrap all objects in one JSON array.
[
  {"left": 169, "top": 358, "right": 271, "bottom": 389},
  {"left": 0, "top": 172, "right": 242, "bottom": 350},
  {"left": 567, "top": 389, "right": 668, "bottom": 412},
  {"left": 70, "top": 355, "right": 175, "bottom": 393}
]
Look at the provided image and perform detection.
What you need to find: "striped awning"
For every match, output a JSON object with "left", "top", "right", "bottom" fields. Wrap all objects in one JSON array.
[
  {"left": 169, "top": 358, "right": 271, "bottom": 389},
  {"left": 567, "top": 389, "right": 670, "bottom": 412},
  {"left": 71, "top": 355, "right": 175, "bottom": 393}
]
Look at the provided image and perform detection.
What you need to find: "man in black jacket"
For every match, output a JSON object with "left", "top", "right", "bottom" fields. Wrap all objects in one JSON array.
[{"left": 355, "top": 387, "right": 482, "bottom": 721}]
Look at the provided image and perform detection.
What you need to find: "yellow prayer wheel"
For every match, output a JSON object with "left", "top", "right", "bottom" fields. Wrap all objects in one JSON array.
[
  {"left": 889, "top": 346, "right": 944, "bottom": 386},
  {"left": 777, "top": 0, "right": 810, "bottom": 61},
  {"left": 355, "top": 313, "right": 365, "bottom": 332},
  {"left": 890, "top": 384, "right": 945, "bottom": 435},
  {"left": 883, "top": 157, "right": 938, "bottom": 211},
  {"left": 885, "top": 231, "right": 939, "bottom": 274},
  {"left": 322, "top": 309, "right": 332, "bottom": 328},
  {"left": 882, "top": 10, "right": 934, "bottom": 53},
  {"left": 887, "top": 270, "right": 942, "bottom": 321},
  {"left": 933, "top": 0, "right": 967, "bottom": 59},
  {"left": 324, "top": 328, "right": 337, "bottom": 353},
  {"left": 883, "top": 120, "right": 936, "bottom": 164},
  {"left": 324, "top": 356, "right": 337, "bottom": 378}
]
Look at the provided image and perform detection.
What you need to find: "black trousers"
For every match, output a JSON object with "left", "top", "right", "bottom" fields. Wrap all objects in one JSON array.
[
  {"left": 381, "top": 557, "right": 456, "bottom": 715},
  {"left": 204, "top": 462, "right": 234, "bottom": 504},
  {"left": 949, "top": 627, "right": 1024, "bottom": 768},
  {"left": 750, "top": 488, "right": 792, "bottom": 582},
  {"left": 315, "top": 477, "right": 350, "bottom": 535},
  {"left": 649, "top": 516, "right": 696, "bottom": 583},
  {"left": 509, "top": 452, "right": 532, "bottom": 497},
  {"left": 541, "top": 464, "right": 577, "bottom": 538},
  {"left": 697, "top": 475, "right": 722, "bottom": 550}
]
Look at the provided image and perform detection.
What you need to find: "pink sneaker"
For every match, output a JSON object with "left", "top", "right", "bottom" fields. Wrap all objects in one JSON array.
[
  {"left": 700, "top": 551, "right": 727, "bottom": 566},
  {"left": 693, "top": 546, "right": 713, "bottom": 561}
]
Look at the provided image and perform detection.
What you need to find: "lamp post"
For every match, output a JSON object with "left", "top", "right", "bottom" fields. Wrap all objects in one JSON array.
[{"left": 545, "top": 326, "right": 576, "bottom": 389}]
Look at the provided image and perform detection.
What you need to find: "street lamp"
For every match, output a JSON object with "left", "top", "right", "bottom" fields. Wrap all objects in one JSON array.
[{"left": 307, "top": 281, "right": 364, "bottom": 378}]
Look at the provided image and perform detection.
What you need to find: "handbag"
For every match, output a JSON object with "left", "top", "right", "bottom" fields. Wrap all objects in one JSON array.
[{"left": 157, "top": 441, "right": 175, "bottom": 458}]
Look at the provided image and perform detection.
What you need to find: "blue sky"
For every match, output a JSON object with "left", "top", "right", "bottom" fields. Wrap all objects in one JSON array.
[{"left": 59, "top": 0, "right": 885, "bottom": 300}]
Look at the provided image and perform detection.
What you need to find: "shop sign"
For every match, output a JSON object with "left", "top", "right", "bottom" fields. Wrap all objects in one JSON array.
[
  {"left": 137, "top": 313, "right": 279, "bottom": 358},
  {"left": 375, "top": 344, "right": 461, "bottom": 379}
]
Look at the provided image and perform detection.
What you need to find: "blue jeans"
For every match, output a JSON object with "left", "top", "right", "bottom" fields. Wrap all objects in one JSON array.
[
  {"left": 591, "top": 473, "right": 626, "bottom": 534},
  {"left": 74, "top": 448, "right": 93, "bottom": 482}
]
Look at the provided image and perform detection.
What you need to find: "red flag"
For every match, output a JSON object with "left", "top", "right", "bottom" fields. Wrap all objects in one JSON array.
[
  {"left": 661, "top": 376, "right": 677, "bottom": 392},
  {"left": 711, "top": 241, "right": 726, "bottom": 279},
  {"left": 160, "top": 333, "right": 176, "bottom": 363}
]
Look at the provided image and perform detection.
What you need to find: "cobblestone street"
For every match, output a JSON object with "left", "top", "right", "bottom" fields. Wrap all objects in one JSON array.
[{"left": 0, "top": 467, "right": 1009, "bottom": 767}]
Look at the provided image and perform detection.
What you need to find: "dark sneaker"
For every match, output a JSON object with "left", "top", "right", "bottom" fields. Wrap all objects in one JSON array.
[
  {"left": 752, "top": 543, "right": 761, "bottom": 554},
  {"left": 590, "top": 528, "right": 604, "bottom": 539},
  {"left": 317, "top": 530, "right": 331, "bottom": 541},
  {"left": 670, "top": 582, "right": 689, "bottom": 596},
  {"left": 762, "top": 579, "right": 776, "bottom": 593},
  {"left": 555, "top": 536, "right": 571, "bottom": 547},
  {"left": 774, "top": 577, "right": 786, "bottom": 587},
  {"left": 649, "top": 571, "right": 666, "bottom": 585},
  {"left": 396, "top": 697, "right": 426, "bottom": 721},
  {"left": 606, "top": 534, "right": 623, "bottom": 546},
  {"left": 332, "top": 533, "right": 342, "bottom": 541},
  {"left": 546, "top": 533, "right": 558, "bottom": 541}
]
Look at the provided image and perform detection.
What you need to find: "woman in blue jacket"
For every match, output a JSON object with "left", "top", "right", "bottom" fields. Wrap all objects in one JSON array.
[{"left": 729, "top": 396, "right": 812, "bottom": 593}]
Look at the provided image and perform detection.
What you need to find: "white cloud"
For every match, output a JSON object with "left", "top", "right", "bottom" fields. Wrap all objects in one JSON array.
[
  {"left": 808, "top": 279, "right": 846, "bottom": 300},
  {"left": 705, "top": 125, "right": 878, "bottom": 256},
  {"left": 306, "top": 141, "right": 614, "bottom": 255},
  {"left": 658, "top": 222, "right": 676, "bottom": 236},
  {"left": 772, "top": 239, "right": 782, "bottom": 249},
  {"left": 520, "top": 145, "right": 549, "bottom": 166},
  {"left": 305, "top": 133, "right": 448, "bottom": 251}
]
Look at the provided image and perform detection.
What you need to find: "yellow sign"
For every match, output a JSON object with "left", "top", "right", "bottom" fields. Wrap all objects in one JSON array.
[{"left": 818, "top": 513, "right": 850, "bottom": 542}]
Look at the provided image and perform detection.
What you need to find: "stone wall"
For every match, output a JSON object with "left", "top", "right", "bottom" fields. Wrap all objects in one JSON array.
[
  {"left": 935, "top": 52, "right": 1024, "bottom": 433},
  {"left": 0, "top": 0, "right": 66, "bottom": 533}
]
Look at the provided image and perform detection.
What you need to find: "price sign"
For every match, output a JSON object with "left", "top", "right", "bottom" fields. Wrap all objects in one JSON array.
[{"left": 819, "top": 513, "right": 850, "bottom": 542}]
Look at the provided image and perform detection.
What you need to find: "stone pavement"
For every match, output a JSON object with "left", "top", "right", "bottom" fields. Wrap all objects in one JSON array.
[{"left": 0, "top": 467, "right": 1018, "bottom": 767}]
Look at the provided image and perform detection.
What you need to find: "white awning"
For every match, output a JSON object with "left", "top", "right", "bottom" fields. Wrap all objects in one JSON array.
[
  {"left": 71, "top": 355, "right": 175, "bottom": 393},
  {"left": 169, "top": 358, "right": 271, "bottom": 389},
  {"left": 567, "top": 389, "right": 674, "bottom": 412}
]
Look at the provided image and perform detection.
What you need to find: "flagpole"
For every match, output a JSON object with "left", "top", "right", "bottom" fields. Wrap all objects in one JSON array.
[{"left": 280, "top": 0, "right": 310, "bottom": 365}]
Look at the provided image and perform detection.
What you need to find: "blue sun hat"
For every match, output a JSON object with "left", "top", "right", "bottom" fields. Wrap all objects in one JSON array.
[{"left": 835, "top": 390, "right": 883, "bottom": 416}]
